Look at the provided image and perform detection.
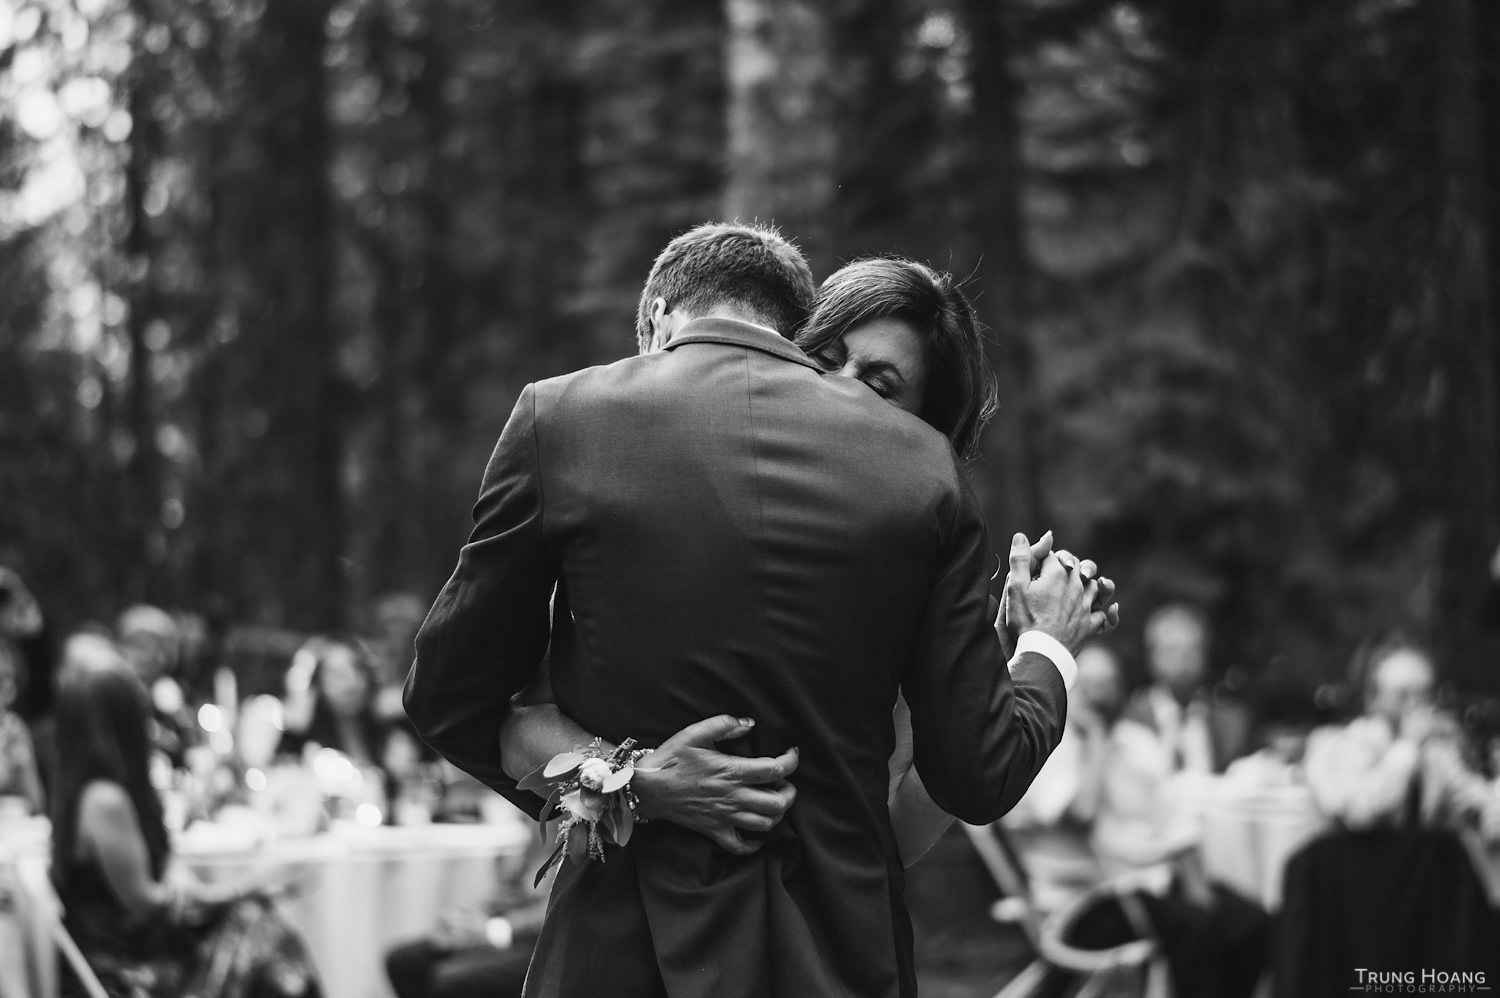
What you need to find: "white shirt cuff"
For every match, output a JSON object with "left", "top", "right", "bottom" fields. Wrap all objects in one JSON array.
[
  {"left": 1011, "top": 630, "right": 1077, "bottom": 691},
  {"left": 484, "top": 916, "right": 514, "bottom": 949}
]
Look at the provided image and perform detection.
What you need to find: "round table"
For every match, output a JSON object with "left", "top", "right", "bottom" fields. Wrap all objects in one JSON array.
[
  {"left": 1, "top": 817, "right": 532, "bottom": 998},
  {"left": 1198, "top": 783, "right": 1330, "bottom": 910},
  {"left": 182, "top": 819, "right": 532, "bottom": 998}
]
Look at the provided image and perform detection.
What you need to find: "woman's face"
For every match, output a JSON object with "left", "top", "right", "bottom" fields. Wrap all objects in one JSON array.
[
  {"left": 319, "top": 646, "right": 370, "bottom": 720},
  {"left": 817, "top": 317, "right": 928, "bottom": 417}
]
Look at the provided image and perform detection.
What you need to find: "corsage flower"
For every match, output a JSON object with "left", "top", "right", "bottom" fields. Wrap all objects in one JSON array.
[{"left": 517, "top": 737, "right": 654, "bottom": 886}]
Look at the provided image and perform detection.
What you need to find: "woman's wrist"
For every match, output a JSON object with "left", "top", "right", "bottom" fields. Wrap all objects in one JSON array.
[{"left": 624, "top": 758, "right": 663, "bottom": 821}]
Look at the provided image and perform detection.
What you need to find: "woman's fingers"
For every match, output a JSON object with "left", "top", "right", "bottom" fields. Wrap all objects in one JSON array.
[
  {"left": 729, "top": 746, "right": 799, "bottom": 785},
  {"left": 730, "top": 811, "right": 778, "bottom": 834},
  {"left": 731, "top": 782, "right": 797, "bottom": 818},
  {"left": 711, "top": 828, "right": 762, "bottom": 855},
  {"left": 664, "top": 714, "right": 756, "bottom": 750}
]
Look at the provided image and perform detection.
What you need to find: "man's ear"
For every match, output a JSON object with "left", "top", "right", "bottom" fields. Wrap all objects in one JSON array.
[{"left": 648, "top": 297, "right": 671, "bottom": 352}]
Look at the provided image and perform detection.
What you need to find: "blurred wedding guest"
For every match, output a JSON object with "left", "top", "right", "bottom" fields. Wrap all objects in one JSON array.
[
  {"left": 365, "top": 592, "right": 427, "bottom": 723},
  {"left": 0, "top": 636, "right": 44, "bottom": 813},
  {"left": 278, "top": 634, "right": 421, "bottom": 785},
  {"left": 30, "top": 631, "right": 124, "bottom": 793},
  {"left": 1118, "top": 603, "right": 1251, "bottom": 775},
  {"left": 117, "top": 605, "right": 194, "bottom": 767},
  {"left": 1305, "top": 638, "right": 1500, "bottom": 837},
  {"left": 384, "top": 837, "right": 552, "bottom": 998},
  {"left": 51, "top": 655, "right": 320, "bottom": 997},
  {"left": 1090, "top": 609, "right": 1268, "bottom": 998},
  {"left": 999, "top": 642, "right": 1126, "bottom": 910},
  {"left": 0, "top": 564, "right": 54, "bottom": 721},
  {"left": 1222, "top": 688, "right": 1324, "bottom": 789}
]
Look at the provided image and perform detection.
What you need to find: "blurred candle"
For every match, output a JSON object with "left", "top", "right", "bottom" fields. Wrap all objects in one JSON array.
[{"left": 214, "top": 666, "right": 239, "bottom": 734}]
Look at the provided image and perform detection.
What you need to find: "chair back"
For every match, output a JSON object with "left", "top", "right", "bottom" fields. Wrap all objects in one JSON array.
[
  {"left": 12, "top": 857, "right": 111, "bottom": 998},
  {"left": 962, "top": 821, "right": 1045, "bottom": 946},
  {"left": 1275, "top": 829, "right": 1500, "bottom": 998},
  {"left": 962, "top": 823, "right": 1171, "bottom": 998}
]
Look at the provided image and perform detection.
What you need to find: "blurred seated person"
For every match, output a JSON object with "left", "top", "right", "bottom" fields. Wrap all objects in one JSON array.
[
  {"left": 365, "top": 591, "right": 428, "bottom": 724},
  {"left": 1088, "top": 607, "right": 1269, "bottom": 998},
  {"left": 385, "top": 836, "right": 553, "bottom": 998},
  {"left": 1305, "top": 637, "right": 1500, "bottom": 839},
  {"left": 0, "top": 564, "right": 53, "bottom": 722},
  {"left": 51, "top": 654, "right": 320, "bottom": 997},
  {"left": 278, "top": 634, "right": 421, "bottom": 788},
  {"left": 1222, "top": 688, "right": 1324, "bottom": 789},
  {"left": 0, "top": 635, "right": 44, "bottom": 813},
  {"left": 998, "top": 642, "right": 1125, "bottom": 911},
  {"left": 1117, "top": 602, "right": 1251, "bottom": 776},
  {"left": 30, "top": 631, "right": 124, "bottom": 795},
  {"left": 117, "top": 605, "right": 194, "bottom": 767}
]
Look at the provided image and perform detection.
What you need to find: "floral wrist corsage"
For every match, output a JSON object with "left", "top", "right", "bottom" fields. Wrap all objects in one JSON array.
[{"left": 518, "top": 737, "right": 654, "bottom": 886}]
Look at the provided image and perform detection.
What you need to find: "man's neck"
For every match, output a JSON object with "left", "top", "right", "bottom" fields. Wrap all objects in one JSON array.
[{"left": 691, "top": 306, "right": 782, "bottom": 337}]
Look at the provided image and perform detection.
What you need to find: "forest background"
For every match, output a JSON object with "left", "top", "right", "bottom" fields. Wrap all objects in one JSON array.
[{"left": 2, "top": 0, "right": 1498, "bottom": 704}]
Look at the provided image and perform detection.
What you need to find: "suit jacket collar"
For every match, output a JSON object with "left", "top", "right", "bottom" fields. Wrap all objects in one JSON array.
[{"left": 665, "top": 317, "right": 822, "bottom": 372}]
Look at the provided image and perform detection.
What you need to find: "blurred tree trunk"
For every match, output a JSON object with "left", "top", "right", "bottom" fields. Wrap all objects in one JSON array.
[
  {"left": 1431, "top": 0, "right": 1497, "bottom": 685},
  {"left": 964, "top": 0, "right": 1042, "bottom": 533},
  {"left": 573, "top": 0, "right": 724, "bottom": 353},
  {"left": 191, "top": 6, "right": 229, "bottom": 620},
  {"left": 249, "top": 0, "right": 343, "bottom": 626},
  {"left": 828, "top": 3, "right": 937, "bottom": 259},
  {"left": 722, "top": 0, "right": 838, "bottom": 277},
  {"left": 1485, "top": 1, "right": 1500, "bottom": 509},
  {"left": 122, "top": 0, "right": 166, "bottom": 602}
]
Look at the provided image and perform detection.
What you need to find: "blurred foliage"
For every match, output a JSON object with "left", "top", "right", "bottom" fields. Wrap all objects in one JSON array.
[{"left": 0, "top": 0, "right": 1496, "bottom": 694}]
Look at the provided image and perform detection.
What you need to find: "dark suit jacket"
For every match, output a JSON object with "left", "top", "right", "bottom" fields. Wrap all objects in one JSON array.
[{"left": 405, "top": 317, "right": 1068, "bottom": 998}]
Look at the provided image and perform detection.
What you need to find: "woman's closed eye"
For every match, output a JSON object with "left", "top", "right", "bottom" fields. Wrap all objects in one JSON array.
[
  {"left": 810, "top": 344, "right": 846, "bottom": 372},
  {"left": 852, "top": 361, "right": 906, "bottom": 403}
]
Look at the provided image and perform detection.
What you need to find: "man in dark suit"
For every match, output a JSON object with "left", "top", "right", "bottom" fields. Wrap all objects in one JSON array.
[{"left": 405, "top": 223, "right": 1112, "bottom": 998}]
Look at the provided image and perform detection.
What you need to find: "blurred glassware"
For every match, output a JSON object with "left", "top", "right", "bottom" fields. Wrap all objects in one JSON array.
[
  {"left": 236, "top": 695, "right": 285, "bottom": 771},
  {"left": 266, "top": 762, "right": 324, "bottom": 838},
  {"left": 0, "top": 794, "right": 31, "bottom": 827}
]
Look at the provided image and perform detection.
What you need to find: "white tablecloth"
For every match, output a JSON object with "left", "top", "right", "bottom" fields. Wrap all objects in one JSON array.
[
  {"left": 0, "top": 817, "right": 52, "bottom": 998},
  {"left": 1198, "top": 783, "right": 1332, "bottom": 910},
  {"left": 0, "top": 818, "right": 531, "bottom": 998}
]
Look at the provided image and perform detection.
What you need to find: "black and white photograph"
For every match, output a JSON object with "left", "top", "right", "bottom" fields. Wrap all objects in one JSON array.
[{"left": 1, "top": 1, "right": 1499, "bottom": 997}]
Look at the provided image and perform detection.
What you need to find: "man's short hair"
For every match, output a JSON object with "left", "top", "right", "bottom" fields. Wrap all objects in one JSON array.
[{"left": 635, "top": 222, "right": 816, "bottom": 351}]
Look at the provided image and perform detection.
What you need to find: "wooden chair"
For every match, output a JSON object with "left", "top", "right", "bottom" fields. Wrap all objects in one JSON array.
[
  {"left": 962, "top": 823, "right": 1172, "bottom": 998},
  {"left": 13, "top": 856, "right": 111, "bottom": 998}
]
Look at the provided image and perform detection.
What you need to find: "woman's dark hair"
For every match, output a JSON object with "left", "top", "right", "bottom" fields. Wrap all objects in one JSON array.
[
  {"left": 797, "top": 258, "right": 1000, "bottom": 461},
  {"left": 297, "top": 633, "right": 383, "bottom": 757},
  {"left": 50, "top": 658, "right": 169, "bottom": 893}
]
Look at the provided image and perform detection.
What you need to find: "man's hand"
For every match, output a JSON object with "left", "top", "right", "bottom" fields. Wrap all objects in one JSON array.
[
  {"left": 432, "top": 907, "right": 489, "bottom": 951},
  {"left": 629, "top": 715, "right": 799, "bottom": 856},
  {"left": 1004, "top": 532, "right": 1117, "bottom": 654},
  {"left": 998, "top": 532, "right": 1118, "bottom": 652},
  {"left": 1398, "top": 703, "right": 1438, "bottom": 745}
]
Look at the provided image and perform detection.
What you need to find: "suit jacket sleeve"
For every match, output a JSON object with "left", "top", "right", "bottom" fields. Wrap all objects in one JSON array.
[
  {"left": 901, "top": 457, "right": 1068, "bottom": 825},
  {"left": 404, "top": 384, "right": 556, "bottom": 817}
]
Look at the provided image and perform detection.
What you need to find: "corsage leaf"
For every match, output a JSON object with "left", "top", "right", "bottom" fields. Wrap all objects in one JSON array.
[
  {"left": 534, "top": 843, "right": 566, "bottom": 889},
  {"left": 615, "top": 801, "right": 635, "bottom": 846},
  {"left": 538, "top": 791, "right": 560, "bottom": 832},
  {"left": 601, "top": 765, "right": 633, "bottom": 793},
  {"left": 516, "top": 764, "right": 555, "bottom": 792},
  {"left": 543, "top": 752, "right": 586, "bottom": 778}
]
